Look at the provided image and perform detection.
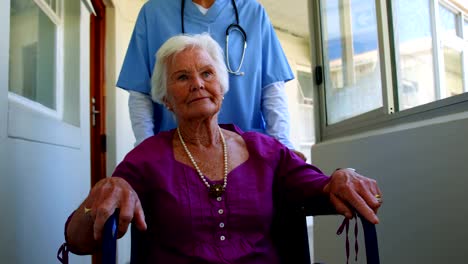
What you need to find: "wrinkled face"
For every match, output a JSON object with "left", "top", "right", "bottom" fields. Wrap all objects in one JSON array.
[{"left": 164, "top": 47, "right": 224, "bottom": 121}]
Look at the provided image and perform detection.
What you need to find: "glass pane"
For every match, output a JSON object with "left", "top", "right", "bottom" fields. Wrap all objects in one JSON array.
[
  {"left": 439, "top": 4, "right": 457, "bottom": 37},
  {"left": 321, "top": 0, "right": 383, "bottom": 124},
  {"left": 62, "top": 0, "right": 80, "bottom": 126},
  {"left": 464, "top": 18, "right": 468, "bottom": 39},
  {"left": 395, "top": 0, "right": 435, "bottom": 110},
  {"left": 9, "top": 0, "right": 57, "bottom": 109},
  {"left": 439, "top": 3, "right": 465, "bottom": 99},
  {"left": 443, "top": 47, "right": 463, "bottom": 96}
]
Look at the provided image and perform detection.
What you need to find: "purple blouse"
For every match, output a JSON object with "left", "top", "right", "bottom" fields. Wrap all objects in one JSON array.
[{"left": 113, "top": 124, "right": 330, "bottom": 264}]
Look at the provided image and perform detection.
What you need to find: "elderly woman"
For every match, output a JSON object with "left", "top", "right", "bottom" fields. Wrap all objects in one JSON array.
[{"left": 63, "top": 34, "right": 381, "bottom": 263}]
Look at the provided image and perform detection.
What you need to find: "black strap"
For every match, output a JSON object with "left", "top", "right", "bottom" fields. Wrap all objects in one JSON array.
[
  {"left": 57, "top": 243, "right": 69, "bottom": 264},
  {"left": 360, "top": 216, "right": 380, "bottom": 264},
  {"left": 337, "top": 215, "right": 380, "bottom": 264}
]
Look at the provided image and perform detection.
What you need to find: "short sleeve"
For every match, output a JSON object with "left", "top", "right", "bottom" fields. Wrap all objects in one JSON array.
[{"left": 116, "top": 5, "right": 152, "bottom": 94}]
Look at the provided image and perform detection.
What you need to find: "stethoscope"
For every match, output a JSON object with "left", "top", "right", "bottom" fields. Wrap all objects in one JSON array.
[{"left": 181, "top": 0, "right": 247, "bottom": 76}]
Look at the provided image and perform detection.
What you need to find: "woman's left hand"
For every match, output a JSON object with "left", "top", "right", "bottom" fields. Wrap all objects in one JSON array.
[{"left": 323, "top": 168, "right": 382, "bottom": 224}]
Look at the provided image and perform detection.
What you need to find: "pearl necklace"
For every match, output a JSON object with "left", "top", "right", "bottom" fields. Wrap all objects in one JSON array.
[{"left": 177, "top": 126, "right": 228, "bottom": 198}]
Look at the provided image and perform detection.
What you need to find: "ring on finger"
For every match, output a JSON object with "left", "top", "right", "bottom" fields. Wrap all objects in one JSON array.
[
  {"left": 374, "top": 194, "right": 383, "bottom": 203},
  {"left": 84, "top": 207, "right": 92, "bottom": 215}
]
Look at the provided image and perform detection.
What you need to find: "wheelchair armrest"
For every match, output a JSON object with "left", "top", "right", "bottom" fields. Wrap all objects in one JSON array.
[{"left": 302, "top": 195, "right": 337, "bottom": 216}]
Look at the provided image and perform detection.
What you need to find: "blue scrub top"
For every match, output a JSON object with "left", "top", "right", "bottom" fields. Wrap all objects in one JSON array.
[{"left": 117, "top": 0, "right": 294, "bottom": 134}]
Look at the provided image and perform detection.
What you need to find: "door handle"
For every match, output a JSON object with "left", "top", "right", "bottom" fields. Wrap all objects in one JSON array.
[{"left": 91, "top": 97, "right": 100, "bottom": 127}]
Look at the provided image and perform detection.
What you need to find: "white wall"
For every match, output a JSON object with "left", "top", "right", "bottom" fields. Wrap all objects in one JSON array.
[
  {"left": 275, "top": 30, "right": 312, "bottom": 150},
  {"left": 0, "top": 1, "right": 13, "bottom": 261},
  {"left": 0, "top": 2, "right": 92, "bottom": 263},
  {"left": 106, "top": 1, "right": 145, "bottom": 263},
  {"left": 106, "top": 0, "right": 141, "bottom": 172},
  {"left": 113, "top": 2, "right": 140, "bottom": 164},
  {"left": 312, "top": 112, "right": 468, "bottom": 263},
  {"left": 274, "top": 30, "right": 318, "bottom": 165}
]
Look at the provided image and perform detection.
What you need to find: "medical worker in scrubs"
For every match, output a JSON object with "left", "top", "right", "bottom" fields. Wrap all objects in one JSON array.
[{"left": 117, "top": 0, "right": 305, "bottom": 159}]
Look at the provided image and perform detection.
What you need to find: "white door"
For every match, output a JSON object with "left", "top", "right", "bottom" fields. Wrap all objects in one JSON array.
[{"left": 0, "top": 1, "right": 93, "bottom": 263}]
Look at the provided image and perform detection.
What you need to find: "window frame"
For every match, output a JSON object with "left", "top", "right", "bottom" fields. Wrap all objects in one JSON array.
[
  {"left": 310, "top": 0, "right": 468, "bottom": 142},
  {"left": 33, "top": 0, "right": 63, "bottom": 25}
]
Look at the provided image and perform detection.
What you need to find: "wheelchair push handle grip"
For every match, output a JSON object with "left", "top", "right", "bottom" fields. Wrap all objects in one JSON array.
[{"left": 102, "top": 210, "right": 119, "bottom": 264}]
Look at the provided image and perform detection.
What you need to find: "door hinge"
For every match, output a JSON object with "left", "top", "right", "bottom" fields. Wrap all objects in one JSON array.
[{"left": 101, "top": 134, "right": 107, "bottom": 153}]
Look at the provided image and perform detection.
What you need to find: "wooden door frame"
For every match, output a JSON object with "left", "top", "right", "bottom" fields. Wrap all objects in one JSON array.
[
  {"left": 90, "top": 0, "right": 106, "bottom": 263},
  {"left": 90, "top": 0, "right": 106, "bottom": 186}
]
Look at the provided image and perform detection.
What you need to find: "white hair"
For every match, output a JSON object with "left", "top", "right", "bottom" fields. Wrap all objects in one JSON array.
[{"left": 151, "top": 33, "right": 229, "bottom": 104}]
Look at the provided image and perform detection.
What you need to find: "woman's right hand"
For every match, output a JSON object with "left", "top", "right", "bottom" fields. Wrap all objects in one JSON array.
[
  {"left": 66, "top": 177, "right": 146, "bottom": 253},
  {"left": 83, "top": 177, "right": 147, "bottom": 240}
]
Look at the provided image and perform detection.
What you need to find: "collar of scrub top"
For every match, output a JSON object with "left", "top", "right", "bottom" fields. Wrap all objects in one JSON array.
[{"left": 181, "top": 0, "right": 247, "bottom": 76}]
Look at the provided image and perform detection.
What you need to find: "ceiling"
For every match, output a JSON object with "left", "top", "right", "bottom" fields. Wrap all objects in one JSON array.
[{"left": 257, "top": 0, "right": 310, "bottom": 39}]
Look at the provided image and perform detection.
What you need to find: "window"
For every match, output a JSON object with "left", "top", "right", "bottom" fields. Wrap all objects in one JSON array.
[
  {"left": 438, "top": 3, "right": 465, "bottom": 97},
  {"left": 395, "top": 0, "right": 436, "bottom": 110},
  {"left": 321, "top": 0, "right": 383, "bottom": 124},
  {"left": 394, "top": 0, "right": 467, "bottom": 110},
  {"left": 8, "top": 0, "right": 84, "bottom": 146},
  {"left": 9, "top": 0, "right": 81, "bottom": 126},
  {"left": 9, "top": 0, "right": 61, "bottom": 110},
  {"left": 312, "top": 0, "right": 468, "bottom": 140}
]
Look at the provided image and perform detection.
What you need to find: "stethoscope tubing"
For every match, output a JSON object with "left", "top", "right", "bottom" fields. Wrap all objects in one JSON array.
[
  {"left": 181, "top": 0, "right": 247, "bottom": 76},
  {"left": 225, "top": 25, "right": 247, "bottom": 75}
]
